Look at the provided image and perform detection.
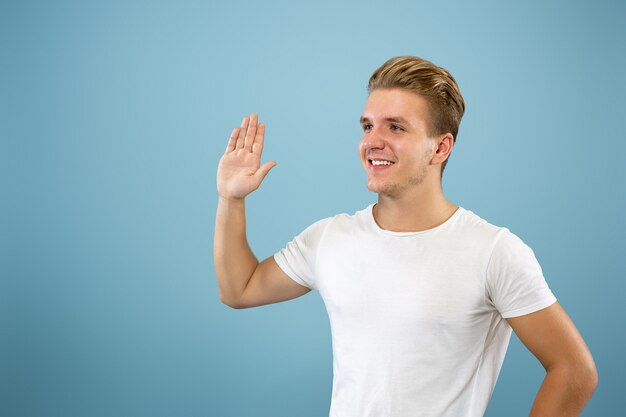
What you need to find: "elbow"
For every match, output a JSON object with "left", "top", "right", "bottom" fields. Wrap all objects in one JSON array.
[
  {"left": 578, "top": 367, "right": 599, "bottom": 402},
  {"left": 219, "top": 294, "right": 237, "bottom": 309},
  {"left": 585, "top": 362, "right": 599, "bottom": 395},
  {"left": 220, "top": 293, "right": 246, "bottom": 310},
  {"left": 217, "top": 279, "right": 245, "bottom": 309},
  {"left": 553, "top": 360, "right": 599, "bottom": 398},
  {"left": 578, "top": 354, "right": 599, "bottom": 395}
]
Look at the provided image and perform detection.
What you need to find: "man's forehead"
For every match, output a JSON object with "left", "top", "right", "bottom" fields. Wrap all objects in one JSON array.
[
  {"left": 360, "top": 115, "right": 411, "bottom": 125},
  {"left": 360, "top": 93, "right": 431, "bottom": 129}
]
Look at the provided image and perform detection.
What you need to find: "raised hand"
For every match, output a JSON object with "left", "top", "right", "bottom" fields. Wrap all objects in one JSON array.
[{"left": 217, "top": 113, "right": 277, "bottom": 200}]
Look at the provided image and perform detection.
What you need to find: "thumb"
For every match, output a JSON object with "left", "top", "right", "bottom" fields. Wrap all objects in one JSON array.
[{"left": 255, "top": 161, "right": 277, "bottom": 183}]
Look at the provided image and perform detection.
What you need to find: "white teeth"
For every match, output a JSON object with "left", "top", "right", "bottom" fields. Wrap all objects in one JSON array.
[{"left": 371, "top": 160, "right": 394, "bottom": 166}]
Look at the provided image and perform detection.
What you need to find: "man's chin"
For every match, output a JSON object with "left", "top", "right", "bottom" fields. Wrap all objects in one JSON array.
[
  {"left": 367, "top": 182, "right": 398, "bottom": 197},
  {"left": 366, "top": 182, "right": 381, "bottom": 193}
]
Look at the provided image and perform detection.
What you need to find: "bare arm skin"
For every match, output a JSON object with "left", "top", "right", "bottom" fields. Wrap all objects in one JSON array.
[
  {"left": 506, "top": 302, "right": 598, "bottom": 416},
  {"left": 214, "top": 114, "right": 311, "bottom": 309}
]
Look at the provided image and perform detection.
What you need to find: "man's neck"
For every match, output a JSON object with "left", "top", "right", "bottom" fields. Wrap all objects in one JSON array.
[{"left": 373, "top": 186, "right": 458, "bottom": 233}]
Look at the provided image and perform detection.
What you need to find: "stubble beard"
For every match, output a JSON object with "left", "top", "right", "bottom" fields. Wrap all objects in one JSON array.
[
  {"left": 366, "top": 145, "right": 435, "bottom": 198},
  {"left": 371, "top": 163, "right": 429, "bottom": 199}
]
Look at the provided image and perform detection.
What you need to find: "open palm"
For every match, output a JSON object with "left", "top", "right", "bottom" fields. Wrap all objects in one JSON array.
[{"left": 217, "top": 113, "right": 276, "bottom": 200}]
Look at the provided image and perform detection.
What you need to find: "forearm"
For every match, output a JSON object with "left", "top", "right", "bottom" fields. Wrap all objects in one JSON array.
[
  {"left": 528, "top": 366, "right": 597, "bottom": 417},
  {"left": 214, "top": 196, "right": 259, "bottom": 305}
]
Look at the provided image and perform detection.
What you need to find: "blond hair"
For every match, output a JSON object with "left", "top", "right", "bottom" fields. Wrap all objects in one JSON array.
[{"left": 367, "top": 56, "right": 465, "bottom": 177}]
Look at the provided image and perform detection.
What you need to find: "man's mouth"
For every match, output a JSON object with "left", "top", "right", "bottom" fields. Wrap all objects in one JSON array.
[{"left": 368, "top": 158, "right": 396, "bottom": 169}]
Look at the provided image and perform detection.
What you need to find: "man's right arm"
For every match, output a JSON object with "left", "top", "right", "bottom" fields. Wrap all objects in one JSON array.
[
  {"left": 214, "top": 113, "right": 311, "bottom": 309},
  {"left": 214, "top": 196, "right": 311, "bottom": 309}
]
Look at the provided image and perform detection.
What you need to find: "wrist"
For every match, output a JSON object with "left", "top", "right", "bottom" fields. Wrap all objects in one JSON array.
[{"left": 218, "top": 194, "right": 246, "bottom": 206}]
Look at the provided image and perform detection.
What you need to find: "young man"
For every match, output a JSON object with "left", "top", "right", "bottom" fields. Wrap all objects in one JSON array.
[{"left": 214, "top": 56, "right": 598, "bottom": 417}]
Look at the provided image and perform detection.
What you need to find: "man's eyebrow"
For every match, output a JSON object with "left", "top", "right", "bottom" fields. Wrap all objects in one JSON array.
[{"left": 359, "top": 116, "right": 411, "bottom": 125}]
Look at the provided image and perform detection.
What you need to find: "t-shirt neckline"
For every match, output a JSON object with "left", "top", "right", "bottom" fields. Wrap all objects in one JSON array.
[{"left": 367, "top": 203, "right": 464, "bottom": 237}]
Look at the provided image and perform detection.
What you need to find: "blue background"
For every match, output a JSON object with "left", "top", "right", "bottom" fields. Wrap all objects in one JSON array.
[{"left": 3, "top": 0, "right": 624, "bottom": 416}]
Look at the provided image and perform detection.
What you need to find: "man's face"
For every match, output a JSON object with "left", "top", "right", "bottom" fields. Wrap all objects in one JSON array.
[{"left": 358, "top": 88, "right": 438, "bottom": 197}]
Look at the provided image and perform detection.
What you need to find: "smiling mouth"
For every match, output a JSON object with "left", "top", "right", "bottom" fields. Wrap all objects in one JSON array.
[{"left": 368, "top": 159, "right": 396, "bottom": 167}]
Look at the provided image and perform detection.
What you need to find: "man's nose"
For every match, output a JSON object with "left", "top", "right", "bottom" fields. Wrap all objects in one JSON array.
[{"left": 361, "top": 127, "right": 386, "bottom": 149}]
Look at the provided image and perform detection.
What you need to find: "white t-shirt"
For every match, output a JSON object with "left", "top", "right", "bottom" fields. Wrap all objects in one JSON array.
[{"left": 274, "top": 204, "right": 556, "bottom": 417}]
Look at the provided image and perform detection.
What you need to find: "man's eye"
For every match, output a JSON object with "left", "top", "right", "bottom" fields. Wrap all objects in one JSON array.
[
  {"left": 391, "top": 125, "right": 403, "bottom": 131},
  {"left": 363, "top": 124, "right": 372, "bottom": 131}
]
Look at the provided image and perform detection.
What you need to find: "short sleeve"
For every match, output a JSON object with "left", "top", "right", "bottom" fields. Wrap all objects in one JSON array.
[
  {"left": 486, "top": 228, "right": 557, "bottom": 318},
  {"left": 273, "top": 217, "right": 333, "bottom": 290}
]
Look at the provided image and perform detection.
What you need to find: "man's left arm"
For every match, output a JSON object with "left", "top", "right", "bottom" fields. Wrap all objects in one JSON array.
[{"left": 506, "top": 302, "right": 598, "bottom": 416}]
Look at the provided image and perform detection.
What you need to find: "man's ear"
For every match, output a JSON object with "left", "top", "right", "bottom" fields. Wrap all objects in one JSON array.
[{"left": 433, "top": 133, "right": 454, "bottom": 164}]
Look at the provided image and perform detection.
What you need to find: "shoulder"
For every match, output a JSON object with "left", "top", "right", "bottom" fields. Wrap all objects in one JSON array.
[
  {"left": 469, "top": 212, "right": 543, "bottom": 282},
  {"left": 453, "top": 208, "right": 539, "bottom": 264},
  {"left": 297, "top": 205, "right": 367, "bottom": 239},
  {"left": 312, "top": 204, "right": 372, "bottom": 230},
  {"left": 454, "top": 207, "right": 508, "bottom": 246}
]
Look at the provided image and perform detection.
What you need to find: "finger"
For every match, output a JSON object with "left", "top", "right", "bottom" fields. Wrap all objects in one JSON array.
[
  {"left": 236, "top": 116, "right": 249, "bottom": 149},
  {"left": 253, "top": 161, "right": 277, "bottom": 184},
  {"left": 251, "top": 122, "right": 265, "bottom": 156},
  {"left": 225, "top": 127, "right": 239, "bottom": 153},
  {"left": 243, "top": 113, "right": 258, "bottom": 151}
]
